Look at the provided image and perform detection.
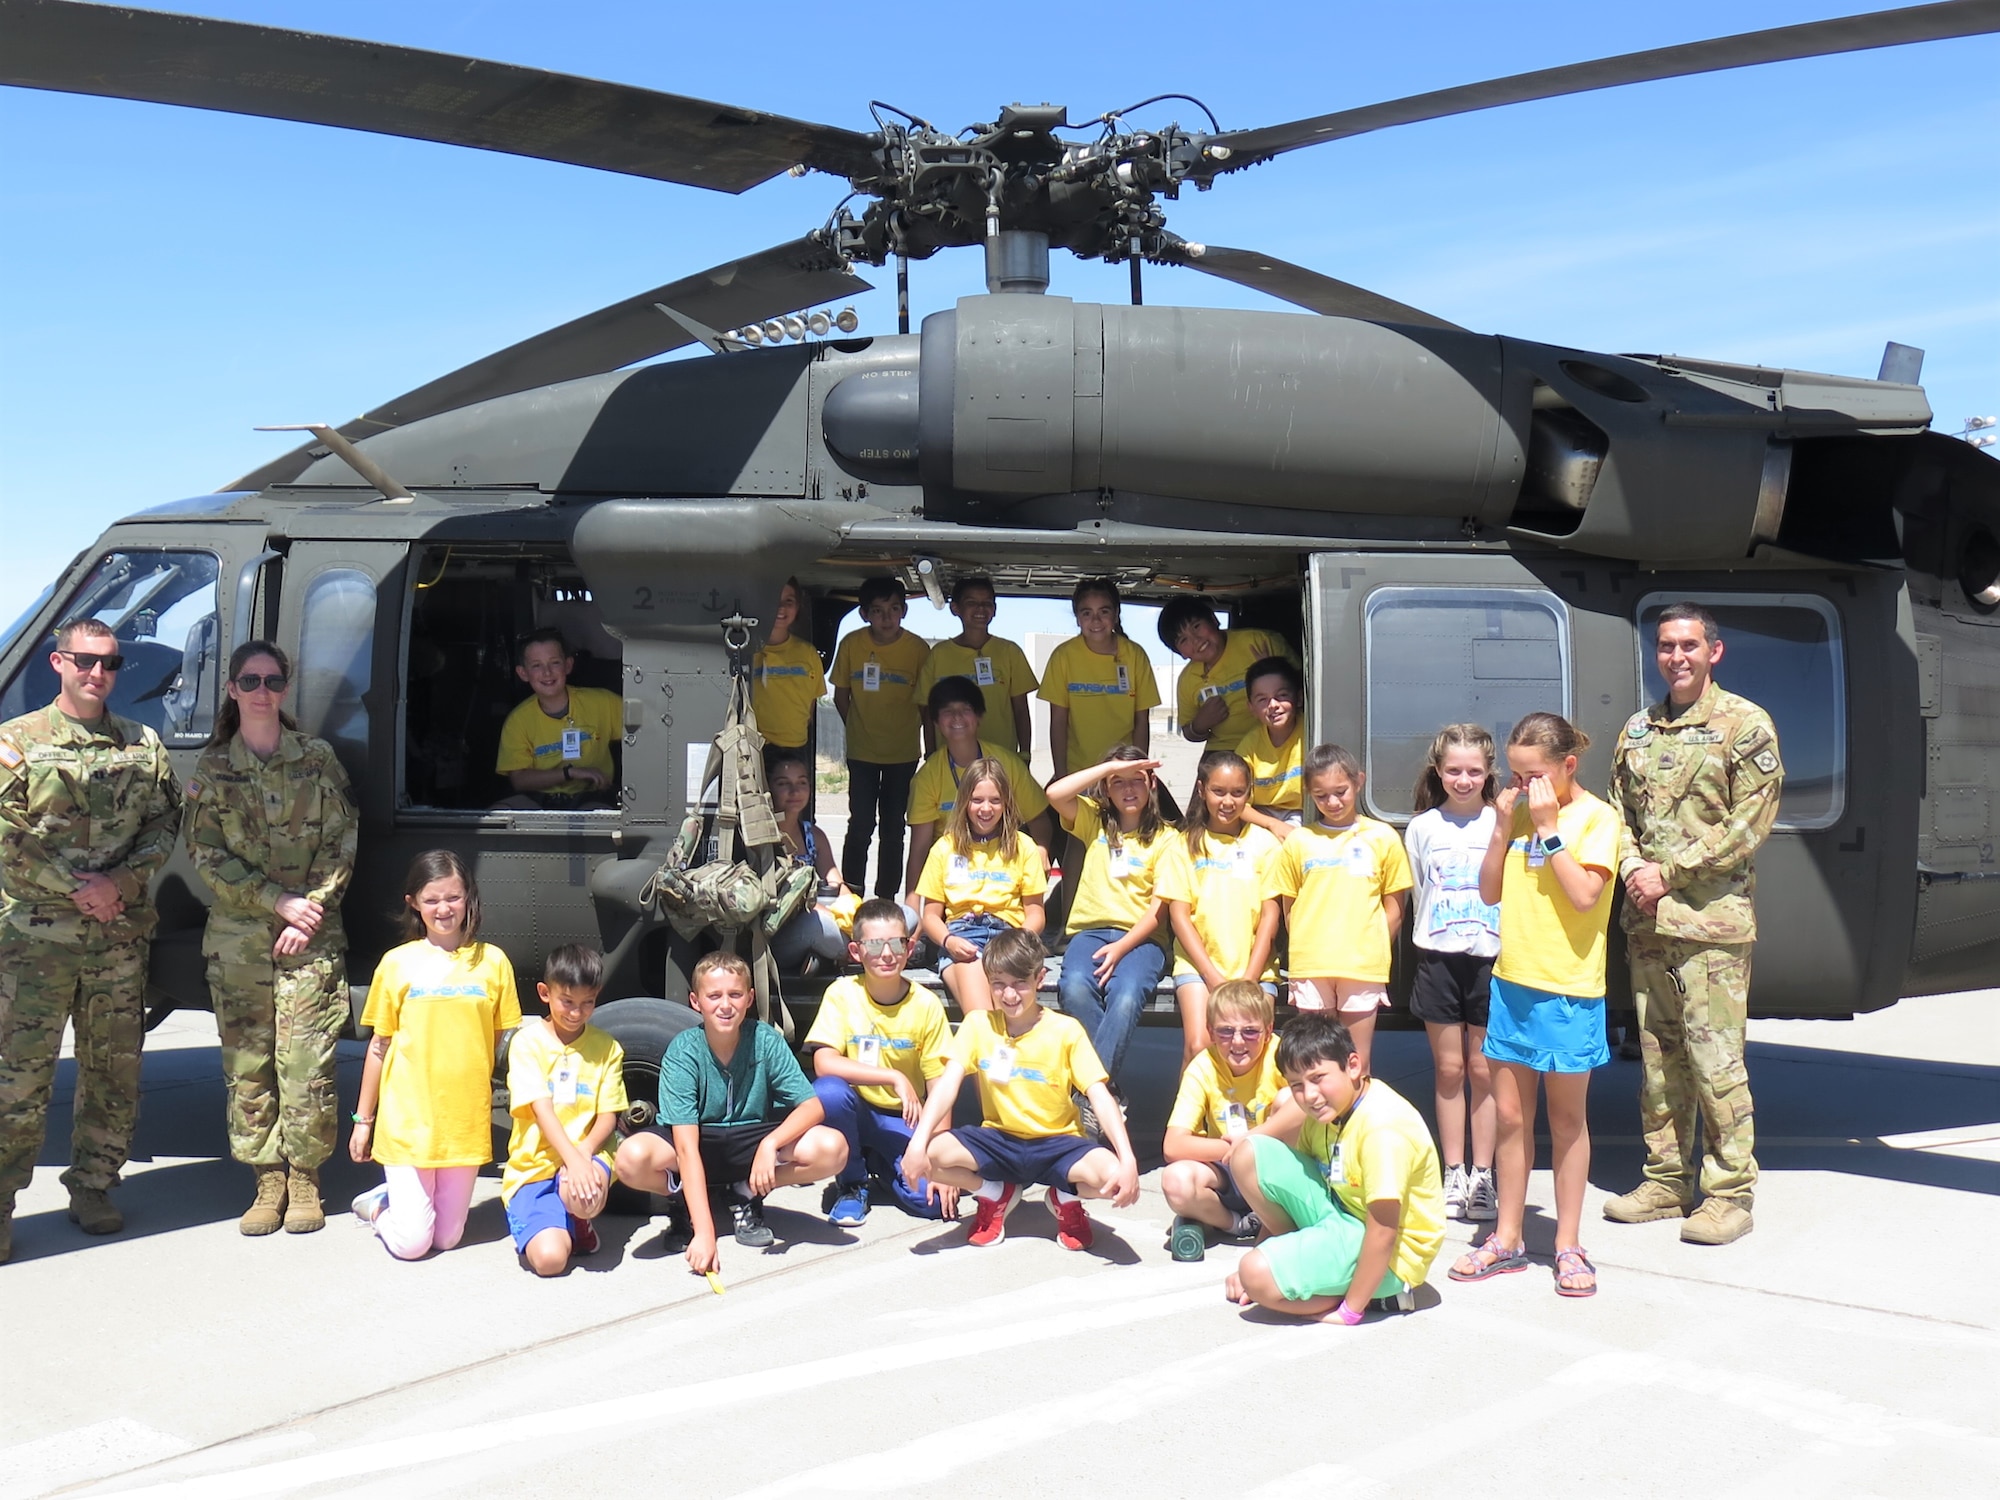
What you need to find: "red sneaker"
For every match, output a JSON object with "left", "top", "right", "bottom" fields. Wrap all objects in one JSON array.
[
  {"left": 569, "top": 1216, "right": 601, "bottom": 1256},
  {"left": 967, "top": 1184, "right": 1019, "bottom": 1247},
  {"left": 1052, "top": 1192, "right": 1094, "bottom": 1251}
]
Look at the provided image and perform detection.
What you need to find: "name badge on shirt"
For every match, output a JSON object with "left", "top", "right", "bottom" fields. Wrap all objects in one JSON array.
[
  {"left": 856, "top": 1034, "right": 883, "bottom": 1067},
  {"left": 1115, "top": 663, "right": 1130, "bottom": 694},
  {"left": 974, "top": 656, "right": 995, "bottom": 686},
  {"left": 552, "top": 1060, "right": 579, "bottom": 1106},
  {"left": 1324, "top": 1143, "right": 1346, "bottom": 1186},
  {"left": 1199, "top": 684, "right": 1221, "bottom": 702},
  {"left": 862, "top": 660, "right": 882, "bottom": 692},
  {"left": 988, "top": 1045, "right": 1016, "bottom": 1084},
  {"left": 1222, "top": 1102, "right": 1249, "bottom": 1139},
  {"left": 561, "top": 728, "right": 583, "bottom": 761},
  {"left": 1527, "top": 836, "right": 1547, "bottom": 869}
]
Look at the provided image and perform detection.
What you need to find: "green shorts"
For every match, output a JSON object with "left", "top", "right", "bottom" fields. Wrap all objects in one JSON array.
[{"left": 1248, "top": 1135, "right": 1407, "bottom": 1305}]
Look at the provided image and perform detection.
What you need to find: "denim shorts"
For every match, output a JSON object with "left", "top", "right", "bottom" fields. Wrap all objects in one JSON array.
[{"left": 937, "top": 913, "right": 1011, "bottom": 972}]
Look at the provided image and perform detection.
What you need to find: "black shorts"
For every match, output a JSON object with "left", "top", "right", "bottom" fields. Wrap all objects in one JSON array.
[
  {"left": 640, "top": 1120, "right": 784, "bottom": 1189},
  {"left": 1408, "top": 949, "right": 1493, "bottom": 1028}
]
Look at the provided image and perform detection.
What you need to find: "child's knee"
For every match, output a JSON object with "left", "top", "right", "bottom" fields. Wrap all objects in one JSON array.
[
  {"left": 524, "top": 1229, "right": 571, "bottom": 1277},
  {"left": 799, "top": 1125, "right": 849, "bottom": 1175},
  {"left": 1160, "top": 1161, "right": 1204, "bottom": 1211},
  {"left": 614, "top": 1132, "right": 673, "bottom": 1189},
  {"left": 1238, "top": 1249, "right": 1284, "bottom": 1305}
]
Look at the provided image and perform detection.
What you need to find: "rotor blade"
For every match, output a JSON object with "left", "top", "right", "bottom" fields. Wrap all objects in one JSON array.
[
  {"left": 226, "top": 237, "right": 872, "bottom": 491},
  {"left": 1159, "top": 240, "right": 1464, "bottom": 331},
  {"left": 0, "top": 0, "right": 878, "bottom": 191},
  {"left": 1208, "top": 0, "right": 2000, "bottom": 165}
]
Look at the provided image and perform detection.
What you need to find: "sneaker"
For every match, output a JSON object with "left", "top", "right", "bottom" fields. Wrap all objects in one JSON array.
[
  {"left": 1442, "top": 1163, "right": 1469, "bottom": 1221},
  {"left": 827, "top": 1182, "right": 869, "bottom": 1227},
  {"left": 350, "top": 1184, "right": 390, "bottom": 1225},
  {"left": 967, "top": 1183, "right": 1020, "bottom": 1247},
  {"left": 1076, "top": 1096, "right": 1102, "bottom": 1142},
  {"left": 1052, "top": 1192, "right": 1094, "bottom": 1252},
  {"left": 569, "top": 1216, "right": 601, "bottom": 1256},
  {"left": 65, "top": 1186, "right": 122, "bottom": 1236},
  {"left": 1603, "top": 1180, "right": 1693, "bottom": 1224},
  {"left": 1230, "top": 1211, "right": 1263, "bottom": 1240},
  {"left": 659, "top": 1193, "right": 694, "bottom": 1249},
  {"left": 1169, "top": 1216, "right": 1207, "bottom": 1262},
  {"left": 1465, "top": 1166, "right": 1498, "bottom": 1223},
  {"left": 731, "top": 1195, "right": 775, "bottom": 1248},
  {"left": 1680, "top": 1197, "right": 1754, "bottom": 1246}
]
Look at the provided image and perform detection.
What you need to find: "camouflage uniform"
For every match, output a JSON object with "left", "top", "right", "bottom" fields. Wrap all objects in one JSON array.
[
  {"left": 0, "top": 704, "right": 181, "bottom": 1205},
  {"left": 1612, "top": 680, "right": 1783, "bottom": 1206},
  {"left": 185, "top": 731, "right": 356, "bottom": 1170}
]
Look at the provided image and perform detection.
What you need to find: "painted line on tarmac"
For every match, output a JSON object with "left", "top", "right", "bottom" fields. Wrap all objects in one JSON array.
[{"left": 94, "top": 1277, "right": 1221, "bottom": 1498}]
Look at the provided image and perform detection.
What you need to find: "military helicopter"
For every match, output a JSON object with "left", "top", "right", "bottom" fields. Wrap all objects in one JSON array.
[{"left": 3, "top": 0, "right": 1998, "bottom": 1106}]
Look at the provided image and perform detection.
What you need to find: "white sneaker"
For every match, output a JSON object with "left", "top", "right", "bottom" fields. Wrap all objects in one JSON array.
[
  {"left": 350, "top": 1184, "right": 390, "bottom": 1225},
  {"left": 1442, "top": 1163, "right": 1469, "bottom": 1220},
  {"left": 1465, "top": 1166, "right": 1498, "bottom": 1223}
]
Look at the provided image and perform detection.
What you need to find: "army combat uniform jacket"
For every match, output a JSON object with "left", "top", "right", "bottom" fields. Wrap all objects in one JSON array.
[
  {"left": 0, "top": 703, "right": 181, "bottom": 945},
  {"left": 1611, "top": 681, "right": 1783, "bottom": 946}
]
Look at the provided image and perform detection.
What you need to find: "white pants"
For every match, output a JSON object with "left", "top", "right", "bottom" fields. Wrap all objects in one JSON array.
[{"left": 375, "top": 1164, "right": 478, "bottom": 1260}]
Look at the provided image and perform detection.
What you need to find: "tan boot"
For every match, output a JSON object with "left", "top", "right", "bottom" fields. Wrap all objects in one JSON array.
[
  {"left": 0, "top": 1210, "right": 12, "bottom": 1265},
  {"left": 1681, "top": 1197, "right": 1753, "bottom": 1245},
  {"left": 1602, "top": 1180, "right": 1692, "bottom": 1224},
  {"left": 283, "top": 1165, "right": 326, "bottom": 1234},
  {"left": 240, "top": 1167, "right": 287, "bottom": 1236},
  {"left": 67, "top": 1186, "right": 123, "bottom": 1235}
]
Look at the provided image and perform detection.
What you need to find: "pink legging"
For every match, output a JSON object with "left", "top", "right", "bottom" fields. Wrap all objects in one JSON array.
[{"left": 374, "top": 1165, "right": 478, "bottom": 1260}]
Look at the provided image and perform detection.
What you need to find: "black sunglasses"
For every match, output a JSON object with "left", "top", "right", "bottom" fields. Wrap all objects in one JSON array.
[
  {"left": 233, "top": 673, "right": 290, "bottom": 693},
  {"left": 57, "top": 650, "right": 125, "bottom": 673}
]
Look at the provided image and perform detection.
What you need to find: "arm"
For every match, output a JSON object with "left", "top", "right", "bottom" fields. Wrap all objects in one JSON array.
[
  {"left": 1163, "top": 1125, "right": 1233, "bottom": 1165},
  {"left": 1478, "top": 789, "right": 1518, "bottom": 906},
  {"left": 106, "top": 741, "right": 183, "bottom": 902},
  {"left": 1130, "top": 707, "right": 1150, "bottom": 754},
  {"left": 1339, "top": 1200, "right": 1402, "bottom": 1322},
  {"left": 183, "top": 781, "right": 288, "bottom": 916},
  {"left": 1662, "top": 761, "right": 1784, "bottom": 887},
  {"left": 1047, "top": 706, "right": 1071, "bottom": 782},
  {"left": 901, "top": 1056, "right": 967, "bottom": 1195},
  {"left": 1022, "top": 809, "right": 1055, "bottom": 863},
  {"left": 1089, "top": 898, "right": 1164, "bottom": 980},
  {"left": 1242, "top": 804, "right": 1296, "bottom": 841},
  {"left": 348, "top": 1032, "right": 390, "bottom": 1162},
  {"left": 1011, "top": 694, "right": 1034, "bottom": 761},
  {"left": 1045, "top": 758, "right": 1162, "bottom": 822},
  {"left": 812, "top": 1043, "right": 920, "bottom": 1124},
  {"left": 510, "top": 763, "right": 608, "bottom": 793},
  {"left": 1082, "top": 1079, "right": 1141, "bottom": 1206},
  {"left": 1244, "top": 898, "right": 1280, "bottom": 982},
  {"left": 1381, "top": 889, "right": 1406, "bottom": 938},
  {"left": 301, "top": 762, "right": 359, "bottom": 912},
  {"left": 1021, "top": 891, "right": 1046, "bottom": 936},
  {"left": 1526, "top": 782, "right": 1609, "bottom": 912},
  {"left": 673, "top": 1121, "right": 720, "bottom": 1275},
  {"left": 749, "top": 1091, "right": 827, "bottom": 1197},
  {"left": 833, "top": 684, "right": 853, "bottom": 724}
]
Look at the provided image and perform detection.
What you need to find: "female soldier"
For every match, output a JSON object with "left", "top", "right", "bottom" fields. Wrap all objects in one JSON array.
[{"left": 185, "top": 640, "right": 357, "bottom": 1235}]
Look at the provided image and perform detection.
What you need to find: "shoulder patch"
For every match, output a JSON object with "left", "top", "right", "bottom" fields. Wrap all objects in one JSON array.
[
  {"left": 1624, "top": 715, "right": 1650, "bottom": 740},
  {"left": 0, "top": 738, "right": 20, "bottom": 769},
  {"left": 1753, "top": 750, "right": 1779, "bottom": 776},
  {"left": 184, "top": 779, "right": 201, "bottom": 798}
]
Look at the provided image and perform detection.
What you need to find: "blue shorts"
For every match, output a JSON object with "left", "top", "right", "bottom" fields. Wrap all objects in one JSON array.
[
  {"left": 504, "top": 1160, "right": 610, "bottom": 1252},
  {"left": 937, "top": 913, "right": 1010, "bottom": 971},
  {"left": 1171, "top": 972, "right": 1279, "bottom": 996},
  {"left": 949, "top": 1125, "right": 1099, "bottom": 1191},
  {"left": 1482, "top": 976, "right": 1608, "bottom": 1073}
]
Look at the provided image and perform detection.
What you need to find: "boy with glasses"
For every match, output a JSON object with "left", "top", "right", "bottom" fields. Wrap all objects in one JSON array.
[
  {"left": 1161, "top": 980, "right": 1294, "bottom": 1260},
  {"left": 805, "top": 900, "right": 956, "bottom": 1225}
]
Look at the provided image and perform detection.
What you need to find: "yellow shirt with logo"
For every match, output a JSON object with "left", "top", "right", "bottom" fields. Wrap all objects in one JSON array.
[
  {"left": 752, "top": 635, "right": 826, "bottom": 749},
  {"left": 1167, "top": 1045, "right": 1288, "bottom": 1139},
  {"left": 1061, "top": 797, "right": 1176, "bottom": 937},
  {"left": 1236, "top": 721, "right": 1304, "bottom": 812},
  {"left": 804, "top": 975, "right": 952, "bottom": 1112},
  {"left": 1155, "top": 825, "right": 1281, "bottom": 980},
  {"left": 1493, "top": 790, "right": 1622, "bottom": 997},
  {"left": 1264, "top": 819, "right": 1413, "bottom": 983},
  {"left": 1175, "top": 628, "right": 1291, "bottom": 749},
  {"left": 906, "top": 740, "right": 1049, "bottom": 827},
  {"left": 1297, "top": 1078, "right": 1445, "bottom": 1288},
  {"left": 953, "top": 1008, "right": 1107, "bottom": 1139},
  {"left": 912, "top": 638, "right": 1039, "bottom": 753},
  {"left": 832, "top": 627, "right": 931, "bottom": 764},
  {"left": 1037, "top": 635, "right": 1161, "bottom": 770},
  {"left": 494, "top": 686, "right": 623, "bottom": 794},
  {"left": 362, "top": 940, "right": 524, "bottom": 1168},
  {"left": 502, "top": 1019, "right": 629, "bottom": 1203},
  {"left": 915, "top": 831, "right": 1047, "bottom": 926}
]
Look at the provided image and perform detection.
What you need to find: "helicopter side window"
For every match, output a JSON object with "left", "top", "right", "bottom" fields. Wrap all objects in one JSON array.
[
  {"left": 1362, "top": 586, "right": 1571, "bottom": 820},
  {"left": 1636, "top": 594, "right": 1844, "bottom": 830},
  {"left": 0, "top": 549, "right": 221, "bottom": 744},
  {"left": 296, "top": 569, "right": 377, "bottom": 768}
]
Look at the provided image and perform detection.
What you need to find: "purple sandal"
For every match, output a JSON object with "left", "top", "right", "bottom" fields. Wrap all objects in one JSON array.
[
  {"left": 1448, "top": 1233, "right": 1531, "bottom": 1282},
  {"left": 1554, "top": 1246, "right": 1598, "bottom": 1297}
]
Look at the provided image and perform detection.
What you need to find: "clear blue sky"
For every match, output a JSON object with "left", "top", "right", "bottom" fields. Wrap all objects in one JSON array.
[{"left": 2, "top": 1, "right": 1996, "bottom": 626}]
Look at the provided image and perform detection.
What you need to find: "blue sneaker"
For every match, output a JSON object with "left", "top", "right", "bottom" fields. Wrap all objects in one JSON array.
[{"left": 827, "top": 1182, "right": 869, "bottom": 1226}]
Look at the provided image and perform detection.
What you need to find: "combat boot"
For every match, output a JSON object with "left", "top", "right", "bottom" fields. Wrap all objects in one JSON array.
[
  {"left": 240, "top": 1167, "right": 287, "bottom": 1236},
  {"left": 283, "top": 1165, "right": 326, "bottom": 1234},
  {"left": 1681, "top": 1197, "right": 1753, "bottom": 1245},
  {"left": 0, "top": 1209, "right": 12, "bottom": 1265},
  {"left": 66, "top": 1185, "right": 123, "bottom": 1235},
  {"left": 1602, "top": 1180, "right": 1692, "bottom": 1224}
]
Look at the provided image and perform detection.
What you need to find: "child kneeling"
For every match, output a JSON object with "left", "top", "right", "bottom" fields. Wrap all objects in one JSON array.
[
  {"left": 503, "top": 944, "right": 627, "bottom": 1276},
  {"left": 902, "top": 929, "right": 1139, "bottom": 1251},
  {"left": 1225, "top": 1013, "right": 1445, "bottom": 1323}
]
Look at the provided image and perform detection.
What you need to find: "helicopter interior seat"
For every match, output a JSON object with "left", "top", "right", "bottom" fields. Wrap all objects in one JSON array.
[{"left": 161, "top": 611, "right": 218, "bottom": 740}]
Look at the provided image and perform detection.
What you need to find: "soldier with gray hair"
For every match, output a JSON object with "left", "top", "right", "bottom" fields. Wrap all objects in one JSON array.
[{"left": 1605, "top": 603, "right": 1783, "bottom": 1246}]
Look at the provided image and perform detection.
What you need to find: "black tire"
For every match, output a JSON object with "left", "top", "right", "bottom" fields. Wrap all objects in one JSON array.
[{"left": 594, "top": 996, "right": 702, "bottom": 1216}]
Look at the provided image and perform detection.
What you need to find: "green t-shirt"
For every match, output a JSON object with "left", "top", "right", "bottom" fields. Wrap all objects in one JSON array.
[{"left": 658, "top": 1018, "right": 814, "bottom": 1127}]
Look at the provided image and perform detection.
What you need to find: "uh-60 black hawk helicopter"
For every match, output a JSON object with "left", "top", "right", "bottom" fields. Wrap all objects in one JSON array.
[{"left": 4, "top": 0, "right": 1999, "bottom": 1102}]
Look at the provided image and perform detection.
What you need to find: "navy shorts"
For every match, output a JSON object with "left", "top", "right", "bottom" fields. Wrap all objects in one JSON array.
[
  {"left": 505, "top": 1159, "right": 610, "bottom": 1252},
  {"left": 949, "top": 1125, "right": 1099, "bottom": 1191}
]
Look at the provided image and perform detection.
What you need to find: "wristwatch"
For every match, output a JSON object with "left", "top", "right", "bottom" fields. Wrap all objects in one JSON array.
[{"left": 1539, "top": 832, "right": 1566, "bottom": 857}]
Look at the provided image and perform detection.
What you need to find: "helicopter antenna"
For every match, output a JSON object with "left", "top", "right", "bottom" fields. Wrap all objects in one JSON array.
[{"left": 255, "top": 424, "right": 413, "bottom": 503}]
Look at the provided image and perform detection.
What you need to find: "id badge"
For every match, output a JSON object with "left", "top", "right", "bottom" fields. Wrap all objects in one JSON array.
[
  {"left": 1115, "top": 663, "right": 1130, "bottom": 695},
  {"left": 1527, "top": 837, "right": 1547, "bottom": 870},
  {"left": 862, "top": 660, "right": 882, "bottom": 692},
  {"left": 988, "top": 1045, "right": 1016, "bottom": 1084},
  {"left": 1325, "top": 1144, "right": 1346, "bottom": 1186},
  {"left": 1222, "top": 1101, "right": 1249, "bottom": 1139},
  {"left": 1199, "top": 683, "right": 1221, "bottom": 703},
  {"left": 552, "top": 1061, "right": 579, "bottom": 1106},
  {"left": 561, "top": 727, "right": 583, "bottom": 761},
  {"left": 856, "top": 1034, "right": 883, "bottom": 1068},
  {"left": 974, "top": 656, "right": 995, "bottom": 687}
]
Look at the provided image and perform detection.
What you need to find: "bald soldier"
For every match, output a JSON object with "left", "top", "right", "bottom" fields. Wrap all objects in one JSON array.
[
  {"left": 1605, "top": 603, "right": 1782, "bottom": 1246},
  {"left": 0, "top": 618, "right": 182, "bottom": 1261}
]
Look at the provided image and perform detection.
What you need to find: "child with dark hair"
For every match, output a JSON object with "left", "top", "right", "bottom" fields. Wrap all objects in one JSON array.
[
  {"left": 768, "top": 748, "right": 850, "bottom": 972},
  {"left": 832, "top": 576, "right": 930, "bottom": 897},
  {"left": 1237, "top": 656, "right": 1306, "bottom": 835},
  {"left": 753, "top": 578, "right": 825, "bottom": 753},
  {"left": 1037, "top": 578, "right": 1160, "bottom": 780},
  {"left": 911, "top": 576, "right": 1038, "bottom": 757},
  {"left": 902, "top": 675, "right": 1051, "bottom": 897},
  {"left": 1158, "top": 596, "right": 1291, "bottom": 751}
]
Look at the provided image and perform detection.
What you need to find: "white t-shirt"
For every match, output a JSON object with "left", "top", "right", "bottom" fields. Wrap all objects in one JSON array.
[{"left": 1404, "top": 806, "right": 1501, "bottom": 958}]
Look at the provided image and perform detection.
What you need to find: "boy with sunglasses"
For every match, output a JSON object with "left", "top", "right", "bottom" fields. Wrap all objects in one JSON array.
[
  {"left": 805, "top": 899, "right": 956, "bottom": 1225},
  {"left": 1160, "top": 980, "right": 1295, "bottom": 1260}
]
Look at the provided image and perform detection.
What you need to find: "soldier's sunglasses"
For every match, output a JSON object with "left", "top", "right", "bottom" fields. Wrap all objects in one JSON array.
[
  {"left": 232, "top": 673, "right": 290, "bottom": 693},
  {"left": 57, "top": 650, "right": 125, "bottom": 673}
]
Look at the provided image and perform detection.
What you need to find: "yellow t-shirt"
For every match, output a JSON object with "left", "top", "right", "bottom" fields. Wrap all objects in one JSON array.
[
  {"left": 804, "top": 975, "right": 951, "bottom": 1112},
  {"left": 752, "top": 635, "right": 826, "bottom": 749},
  {"left": 1167, "top": 1045, "right": 1288, "bottom": 1139},
  {"left": 501, "top": 1019, "right": 629, "bottom": 1203},
  {"left": 1037, "top": 635, "right": 1161, "bottom": 770},
  {"left": 832, "top": 627, "right": 931, "bottom": 764},
  {"left": 1297, "top": 1078, "right": 1446, "bottom": 1289},
  {"left": 953, "top": 1008, "right": 1107, "bottom": 1139},
  {"left": 362, "top": 939, "right": 523, "bottom": 1168},
  {"left": 1493, "top": 790, "right": 1621, "bottom": 997},
  {"left": 1061, "top": 797, "right": 1177, "bottom": 938},
  {"left": 1176, "top": 628, "right": 1291, "bottom": 749},
  {"left": 915, "top": 831, "right": 1047, "bottom": 926},
  {"left": 1155, "top": 825, "right": 1282, "bottom": 980},
  {"left": 1236, "top": 721, "right": 1304, "bottom": 812},
  {"left": 494, "top": 686, "right": 623, "bottom": 794},
  {"left": 1264, "top": 819, "right": 1414, "bottom": 983},
  {"left": 912, "top": 638, "right": 1039, "bottom": 753},
  {"left": 906, "top": 740, "right": 1049, "bottom": 827}
]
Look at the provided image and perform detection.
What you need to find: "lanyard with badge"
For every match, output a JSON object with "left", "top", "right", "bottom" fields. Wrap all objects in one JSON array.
[
  {"left": 1320, "top": 1081, "right": 1368, "bottom": 1186},
  {"left": 855, "top": 1030, "right": 883, "bottom": 1068},
  {"left": 987, "top": 1039, "right": 1017, "bottom": 1084},
  {"left": 862, "top": 658, "right": 882, "bottom": 691},
  {"left": 974, "top": 656, "right": 995, "bottom": 687},
  {"left": 552, "top": 1048, "right": 579, "bottom": 1106}
]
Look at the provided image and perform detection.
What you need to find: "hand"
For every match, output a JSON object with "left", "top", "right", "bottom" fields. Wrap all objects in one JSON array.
[
  {"left": 274, "top": 894, "right": 324, "bottom": 936},
  {"left": 1492, "top": 784, "right": 1521, "bottom": 825},
  {"left": 71, "top": 872, "right": 124, "bottom": 922},
  {"left": 1091, "top": 942, "right": 1127, "bottom": 984},
  {"left": 944, "top": 935, "right": 979, "bottom": 965},
  {"left": 685, "top": 1230, "right": 720, "bottom": 1277},
  {"left": 1189, "top": 695, "right": 1229, "bottom": 736},
  {"left": 928, "top": 1181, "right": 960, "bottom": 1219},
  {"left": 1625, "top": 862, "right": 1669, "bottom": 911},
  {"left": 272, "top": 925, "right": 311, "bottom": 958},
  {"left": 1526, "top": 775, "right": 1560, "bottom": 837},
  {"left": 1223, "top": 1270, "right": 1253, "bottom": 1306},
  {"left": 569, "top": 765, "right": 609, "bottom": 789},
  {"left": 348, "top": 1120, "right": 374, "bottom": 1163},
  {"left": 1108, "top": 1156, "right": 1141, "bottom": 1208},
  {"left": 892, "top": 1072, "right": 923, "bottom": 1128},
  {"left": 748, "top": 1138, "right": 780, "bottom": 1199},
  {"left": 559, "top": 1162, "right": 606, "bottom": 1216},
  {"left": 901, "top": 1143, "right": 931, "bottom": 1193}
]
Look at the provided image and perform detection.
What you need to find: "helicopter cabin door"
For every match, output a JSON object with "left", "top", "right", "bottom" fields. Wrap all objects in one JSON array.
[{"left": 1303, "top": 551, "right": 1909, "bottom": 1018}]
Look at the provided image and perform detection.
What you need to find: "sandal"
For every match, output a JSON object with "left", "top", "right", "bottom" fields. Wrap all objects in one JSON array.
[
  {"left": 1447, "top": 1233, "right": 1531, "bottom": 1282},
  {"left": 1554, "top": 1245, "right": 1598, "bottom": 1298}
]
